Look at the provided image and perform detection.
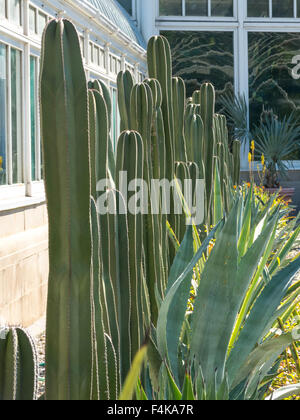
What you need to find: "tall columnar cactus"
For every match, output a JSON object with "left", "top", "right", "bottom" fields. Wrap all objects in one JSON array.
[
  {"left": 147, "top": 36, "right": 175, "bottom": 184},
  {"left": 89, "top": 80, "right": 115, "bottom": 181},
  {"left": 233, "top": 140, "right": 241, "bottom": 186},
  {"left": 40, "top": 19, "right": 93, "bottom": 400},
  {"left": 192, "top": 84, "right": 216, "bottom": 224},
  {"left": 116, "top": 131, "right": 149, "bottom": 365},
  {"left": 172, "top": 77, "right": 187, "bottom": 162},
  {"left": 0, "top": 327, "right": 38, "bottom": 400},
  {"left": 117, "top": 70, "right": 134, "bottom": 132},
  {"left": 130, "top": 83, "right": 165, "bottom": 322}
]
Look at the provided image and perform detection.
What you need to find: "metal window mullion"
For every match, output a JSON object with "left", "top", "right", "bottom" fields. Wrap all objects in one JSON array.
[
  {"left": 269, "top": 0, "right": 272, "bottom": 18},
  {"left": 294, "top": 0, "right": 297, "bottom": 18},
  {"left": 182, "top": 0, "right": 186, "bottom": 17},
  {"left": 6, "top": 45, "right": 12, "bottom": 185},
  {"left": 208, "top": 0, "right": 212, "bottom": 17}
]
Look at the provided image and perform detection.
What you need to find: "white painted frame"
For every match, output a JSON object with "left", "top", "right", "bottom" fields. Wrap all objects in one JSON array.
[{"left": 152, "top": 0, "right": 300, "bottom": 170}]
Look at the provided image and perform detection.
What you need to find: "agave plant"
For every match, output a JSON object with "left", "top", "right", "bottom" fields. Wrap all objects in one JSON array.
[
  {"left": 137, "top": 187, "right": 300, "bottom": 400},
  {"left": 253, "top": 112, "right": 300, "bottom": 188}
]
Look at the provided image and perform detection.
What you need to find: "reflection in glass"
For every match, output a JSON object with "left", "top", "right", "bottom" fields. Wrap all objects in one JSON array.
[
  {"left": 0, "top": 44, "right": 7, "bottom": 185},
  {"left": 248, "top": 0, "right": 269, "bottom": 17},
  {"left": 117, "top": 0, "right": 132, "bottom": 15},
  {"left": 186, "top": 0, "right": 207, "bottom": 16},
  {"left": 11, "top": 48, "right": 23, "bottom": 184},
  {"left": 9, "top": 0, "right": 21, "bottom": 26},
  {"left": 160, "top": 31, "right": 234, "bottom": 111},
  {"left": 211, "top": 0, "right": 233, "bottom": 17},
  {"left": 272, "top": 0, "right": 294, "bottom": 18},
  {"left": 159, "top": 0, "right": 182, "bottom": 16},
  {"left": 248, "top": 32, "right": 300, "bottom": 159}
]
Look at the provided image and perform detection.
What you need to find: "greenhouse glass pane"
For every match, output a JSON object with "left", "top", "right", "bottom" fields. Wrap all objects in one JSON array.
[
  {"left": 9, "top": 0, "right": 21, "bottom": 26},
  {"left": 248, "top": 32, "right": 300, "bottom": 159},
  {"left": 0, "top": 44, "right": 7, "bottom": 185},
  {"left": 0, "top": 0, "right": 6, "bottom": 18},
  {"left": 29, "top": 7, "right": 36, "bottom": 34},
  {"left": 117, "top": 0, "right": 132, "bottom": 15},
  {"left": 30, "top": 56, "right": 37, "bottom": 180},
  {"left": 161, "top": 31, "right": 234, "bottom": 110},
  {"left": 248, "top": 0, "right": 269, "bottom": 17},
  {"left": 272, "top": 0, "right": 294, "bottom": 17},
  {"left": 160, "top": 0, "right": 182, "bottom": 16},
  {"left": 211, "top": 0, "right": 233, "bottom": 17},
  {"left": 11, "top": 48, "right": 23, "bottom": 184},
  {"left": 37, "top": 12, "right": 47, "bottom": 35},
  {"left": 186, "top": 0, "right": 207, "bottom": 16}
]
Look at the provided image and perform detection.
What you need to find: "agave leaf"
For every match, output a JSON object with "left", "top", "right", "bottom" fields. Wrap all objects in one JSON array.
[
  {"left": 190, "top": 198, "right": 241, "bottom": 392},
  {"left": 157, "top": 223, "right": 221, "bottom": 383},
  {"left": 228, "top": 257, "right": 300, "bottom": 386},
  {"left": 232, "top": 333, "right": 295, "bottom": 396},
  {"left": 165, "top": 365, "right": 182, "bottom": 400},
  {"left": 119, "top": 344, "right": 148, "bottom": 401},
  {"left": 266, "top": 383, "right": 300, "bottom": 400},
  {"left": 181, "top": 373, "right": 195, "bottom": 400}
]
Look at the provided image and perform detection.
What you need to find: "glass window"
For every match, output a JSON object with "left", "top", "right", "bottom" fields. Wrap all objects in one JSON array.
[
  {"left": 29, "top": 6, "right": 36, "bottom": 34},
  {"left": 9, "top": 0, "right": 21, "bottom": 26},
  {"left": 37, "top": 12, "right": 47, "bottom": 35},
  {"left": 272, "top": 0, "right": 294, "bottom": 18},
  {"left": 186, "top": 0, "right": 207, "bottom": 16},
  {"left": 111, "top": 88, "right": 120, "bottom": 151},
  {"left": 100, "top": 49, "right": 105, "bottom": 68},
  {"left": 117, "top": 0, "right": 132, "bottom": 16},
  {"left": 0, "top": 44, "right": 7, "bottom": 185},
  {"left": 30, "top": 56, "right": 38, "bottom": 180},
  {"left": 160, "top": 0, "right": 182, "bottom": 16},
  {"left": 0, "top": 0, "right": 6, "bottom": 19},
  {"left": 79, "top": 36, "right": 85, "bottom": 58},
  {"left": 11, "top": 48, "right": 23, "bottom": 184},
  {"left": 248, "top": 32, "right": 300, "bottom": 159},
  {"left": 211, "top": 0, "right": 233, "bottom": 17},
  {"left": 160, "top": 31, "right": 234, "bottom": 110},
  {"left": 248, "top": 0, "right": 269, "bottom": 17}
]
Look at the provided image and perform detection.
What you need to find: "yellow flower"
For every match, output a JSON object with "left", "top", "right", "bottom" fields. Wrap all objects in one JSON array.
[
  {"left": 261, "top": 154, "right": 265, "bottom": 166},
  {"left": 251, "top": 140, "right": 255, "bottom": 152},
  {"left": 248, "top": 152, "right": 252, "bottom": 164},
  {"left": 0, "top": 156, "right": 2, "bottom": 168}
]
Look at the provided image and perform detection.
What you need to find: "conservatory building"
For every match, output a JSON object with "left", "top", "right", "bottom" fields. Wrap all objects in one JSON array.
[
  {"left": 1, "top": 0, "right": 300, "bottom": 327},
  {"left": 0, "top": 0, "right": 146, "bottom": 327}
]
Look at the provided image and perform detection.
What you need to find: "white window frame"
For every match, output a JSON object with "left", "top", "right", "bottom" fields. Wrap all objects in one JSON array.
[
  {"left": 153, "top": 0, "right": 300, "bottom": 170},
  {"left": 156, "top": 0, "right": 238, "bottom": 21},
  {"left": 246, "top": 0, "right": 300, "bottom": 21}
]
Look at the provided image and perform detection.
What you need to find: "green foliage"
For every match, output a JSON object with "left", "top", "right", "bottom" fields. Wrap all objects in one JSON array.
[
  {"left": 253, "top": 112, "right": 300, "bottom": 188},
  {"left": 5, "top": 19, "right": 298, "bottom": 402}
]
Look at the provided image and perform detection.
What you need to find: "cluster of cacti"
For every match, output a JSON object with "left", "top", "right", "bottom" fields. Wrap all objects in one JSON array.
[
  {"left": 0, "top": 327, "right": 38, "bottom": 400},
  {"left": 0, "top": 20, "right": 242, "bottom": 400}
]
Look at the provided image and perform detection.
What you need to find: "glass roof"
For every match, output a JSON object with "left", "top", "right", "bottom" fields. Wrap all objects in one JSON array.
[{"left": 84, "top": 0, "right": 146, "bottom": 48}]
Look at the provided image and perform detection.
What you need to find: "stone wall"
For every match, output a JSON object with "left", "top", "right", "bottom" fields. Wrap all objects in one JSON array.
[{"left": 0, "top": 203, "right": 48, "bottom": 327}]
